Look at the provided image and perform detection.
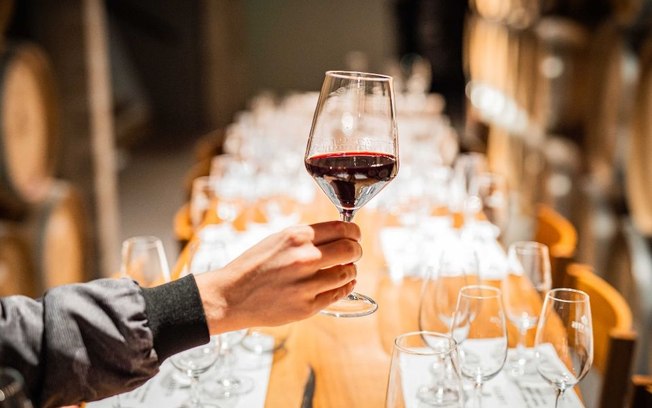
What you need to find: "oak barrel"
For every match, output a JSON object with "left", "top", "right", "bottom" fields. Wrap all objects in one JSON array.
[
  {"left": 0, "top": 42, "right": 58, "bottom": 219},
  {"left": 21, "top": 181, "right": 88, "bottom": 294},
  {"left": 0, "top": 223, "right": 34, "bottom": 296},
  {"left": 626, "top": 36, "right": 652, "bottom": 235}
]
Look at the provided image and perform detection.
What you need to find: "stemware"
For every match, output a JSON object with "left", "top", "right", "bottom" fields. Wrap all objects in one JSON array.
[
  {"left": 467, "top": 172, "right": 510, "bottom": 238},
  {"left": 186, "top": 238, "right": 254, "bottom": 399},
  {"left": 190, "top": 176, "right": 219, "bottom": 232},
  {"left": 450, "top": 285, "right": 508, "bottom": 408},
  {"left": 304, "top": 70, "right": 399, "bottom": 317},
  {"left": 0, "top": 367, "right": 33, "bottom": 407},
  {"left": 385, "top": 331, "right": 463, "bottom": 408},
  {"left": 120, "top": 236, "right": 171, "bottom": 287},
  {"left": 451, "top": 153, "right": 487, "bottom": 228},
  {"left": 170, "top": 337, "right": 222, "bottom": 408},
  {"left": 116, "top": 236, "right": 171, "bottom": 407},
  {"left": 535, "top": 289, "right": 593, "bottom": 408},
  {"left": 418, "top": 244, "right": 479, "bottom": 405},
  {"left": 502, "top": 241, "right": 551, "bottom": 376}
]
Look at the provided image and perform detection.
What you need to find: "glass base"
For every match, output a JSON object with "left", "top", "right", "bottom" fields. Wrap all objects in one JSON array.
[
  {"left": 319, "top": 292, "right": 378, "bottom": 318},
  {"left": 202, "top": 376, "right": 254, "bottom": 399},
  {"left": 417, "top": 383, "right": 461, "bottom": 406}
]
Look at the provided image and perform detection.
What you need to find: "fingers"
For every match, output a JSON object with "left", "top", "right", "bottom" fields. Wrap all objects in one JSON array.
[
  {"left": 310, "top": 221, "right": 361, "bottom": 245},
  {"left": 313, "top": 280, "right": 356, "bottom": 311},
  {"left": 305, "top": 263, "right": 357, "bottom": 293},
  {"left": 314, "top": 238, "right": 362, "bottom": 269}
]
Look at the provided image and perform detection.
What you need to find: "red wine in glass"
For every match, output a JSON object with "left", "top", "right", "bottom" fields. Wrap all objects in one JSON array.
[{"left": 305, "top": 152, "right": 398, "bottom": 221}]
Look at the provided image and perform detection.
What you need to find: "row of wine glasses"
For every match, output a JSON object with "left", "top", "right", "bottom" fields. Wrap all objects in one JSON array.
[{"left": 406, "top": 241, "right": 592, "bottom": 407}]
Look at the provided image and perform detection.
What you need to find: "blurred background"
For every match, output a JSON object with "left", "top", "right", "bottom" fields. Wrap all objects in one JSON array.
[{"left": 1, "top": 0, "right": 652, "bottom": 382}]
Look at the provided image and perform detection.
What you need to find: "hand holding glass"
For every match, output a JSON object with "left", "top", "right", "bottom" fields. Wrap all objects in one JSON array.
[{"left": 305, "top": 71, "right": 399, "bottom": 317}]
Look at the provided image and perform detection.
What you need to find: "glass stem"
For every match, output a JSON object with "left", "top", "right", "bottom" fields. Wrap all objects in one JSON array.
[
  {"left": 516, "top": 325, "right": 527, "bottom": 361},
  {"left": 473, "top": 382, "right": 483, "bottom": 408},
  {"left": 190, "top": 374, "right": 201, "bottom": 407},
  {"left": 341, "top": 210, "right": 354, "bottom": 222},
  {"left": 555, "top": 389, "right": 564, "bottom": 408}
]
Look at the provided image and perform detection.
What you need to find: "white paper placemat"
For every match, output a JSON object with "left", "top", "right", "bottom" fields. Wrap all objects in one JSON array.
[
  {"left": 398, "top": 346, "right": 584, "bottom": 408},
  {"left": 87, "top": 339, "right": 274, "bottom": 408}
]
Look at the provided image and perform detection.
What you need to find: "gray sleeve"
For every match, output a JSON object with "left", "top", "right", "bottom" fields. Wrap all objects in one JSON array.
[{"left": 0, "top": 275, "right": 209, "bottom": 408}]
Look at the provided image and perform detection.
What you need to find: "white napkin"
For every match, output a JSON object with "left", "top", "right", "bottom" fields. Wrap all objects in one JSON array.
[{"left": 86, "top": 338, "right": 274, "bottom": 407}]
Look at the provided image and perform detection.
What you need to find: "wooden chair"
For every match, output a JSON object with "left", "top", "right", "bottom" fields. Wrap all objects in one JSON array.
[
  {"left": 535, "top": 204, "right": 578, "bottom": 288},
  {"left": 566, "top": 263, "right": 637, "bottom": 408},
  {"left": 630, "top": 375, "right": 652, "bottom": 407}
]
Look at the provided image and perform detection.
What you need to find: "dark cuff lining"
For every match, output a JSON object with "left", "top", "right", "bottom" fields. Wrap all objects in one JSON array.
[{"left": 141, "top": 275, "right": 210, "bottom": 361}]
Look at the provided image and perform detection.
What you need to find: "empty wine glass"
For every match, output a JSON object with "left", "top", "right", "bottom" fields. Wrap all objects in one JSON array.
[
  {"left": 535, "top": 289, "right": 593, "bottom": 408},
  {"left": 304, "top": 70, "right": 399, "bottom": 317},
  {"left": 203, "top": 329, "right": 254, "bottom": 399},
  {"left": 385, "top": 331, "right": 463, "bottom": 408},
  {"left": 451, "top": 153, "right": 487, "bottom": 228},
  {"left": 190, "top": 176, "right": 218, "bottom": 231},
  {"left": 420, "top": 243, "right": 480, "bottom": 333},
  {"left": 418, "top": 244, "right": 479, "bottom": 405},
  {"left": 120, "top": 236, "right": 171, "bottom": 287},
  {"left": 467, "top": 172, "right": 510, "bottom": 238},
  {"left": 450, "top": 285, "right": 508, "bottom": 408},
  {"left": 502, "top": 241, "right": 551, "bottom": 376},
  {"left": 0, "top": 367, "right": 33, "bottom": 407},
  {"left": 170, "top": 337, "right": 222, "bottom": 408},
  {"left": 116, "top": 236, "right": 171, "bottom": 407},
  {"left": 185, "top": 238, "right": 254, "bottom": 399}
]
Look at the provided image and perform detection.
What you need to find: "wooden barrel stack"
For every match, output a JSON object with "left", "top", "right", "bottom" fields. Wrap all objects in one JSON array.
[{"left": 0, "top": 2, "right": 90, "bottom": 297}]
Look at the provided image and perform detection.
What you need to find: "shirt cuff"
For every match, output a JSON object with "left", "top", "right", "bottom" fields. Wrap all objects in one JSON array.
[{"left": 141, "top": 274, "right": 210, "bottom": 361}]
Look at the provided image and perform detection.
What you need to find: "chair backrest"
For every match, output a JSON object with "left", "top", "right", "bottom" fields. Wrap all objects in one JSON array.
[
  {"left": 566, "top": 263, "right": 637, "bottom": 408},
  {"left": 535, "top": 204, "right": 578, "bottom": 288},
  {"left": 630, "top": 375, "right": 652, "bottom": 408}
]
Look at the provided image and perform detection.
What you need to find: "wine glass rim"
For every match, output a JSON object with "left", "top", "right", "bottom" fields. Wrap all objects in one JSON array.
[
  {"left": 122, "top": 235, "right": 164, "bottom": 248},
  {"left": 547, "top": 288, "right": 589, "bottom": 302},
  {"left": 510, "top": 241, "right": 549, "bottom": 252},
  {"left": 325, "top": 70, "right": 392, "bottom": 81},
  {"left": 459, "top": 284, "right": 501, "bottom": 299},
  {"left": 393, "top": 331, "right": 457, "bottom": 355}
]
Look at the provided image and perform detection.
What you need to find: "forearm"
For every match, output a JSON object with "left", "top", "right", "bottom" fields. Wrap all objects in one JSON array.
[{"left": 1, "top": 276, "right": 209, "bottom": 407}]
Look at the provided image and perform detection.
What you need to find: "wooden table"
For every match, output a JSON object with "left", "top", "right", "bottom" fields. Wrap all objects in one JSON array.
[{"left": 173, "top": 196, "right": 543, "bottom": 408}]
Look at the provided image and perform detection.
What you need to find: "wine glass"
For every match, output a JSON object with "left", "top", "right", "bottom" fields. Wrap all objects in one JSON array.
[
  {"left": 450, "top": 285, "right": 508, "bottom": 408},
  {"left": 502, "top": 241, "right": 551, "bottom": 376},
  {"left": 535, "top": 289, "right": 593, "bottom": 408},
  {"left": 385, "top": 331, "right": 463, "bottom": 408},
  {"left": 170, "top": 337, "right": 222, "bottom": 408},
  {"left": 120, "top": 236, "right": 171, "bottom": 287},
  {"left": 304, "top": 70, "right": 399, "bottom": 317},
  {"left": 117, "top": 236, "right": 171, "bottom": 407},
  {"left": 0, "top": 367, "right": 33, "bottom": 407},
  {"left": 418, "top": 244, "right": 479, "bottom": 405},
  {"left": 186, "top": 238, "right": 254, "bottom": 399},
  {"left": 467, "top": 172, "right": 510, "bottom": 238},
  {"left": 451, "top": 153, "right": 487, "bottom": 228}
]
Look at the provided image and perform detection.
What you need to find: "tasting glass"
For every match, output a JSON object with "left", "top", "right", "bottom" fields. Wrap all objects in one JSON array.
[
  {"left": 418, "top": 244, "right": 479, "bottom": 405},
  {"left": 467, "top": 172, "right": 510, "bottom": 238},
  {"left": 304, "top": 70, "right": 399, "bottom": 317},
  {"left": 0, "top": 367, "right": 33, "bottom": 408},
  {"left": 450, "top": 285, "right": 508, "bottom": 408},
  {"left": 190, "top": 176, "right": 219, "bottom": 231},
  {"left": 120, "top": 236, "right": 171, "bottom": 288},
  {"left": 535, "top": 289, "right": 593, "bottom": 408},
  {"left": 170, "top": 337, "right": 222, "bottom": 408},
  {"left": 385, "top": 331, "right": 463, "bottom": 408},
  {"left": 451, "top": 153, "right": 487, "bottom": 227},
  {"left": 186, "top": 238, "right": 254, "bottom": 399},
  {"left": 117, "top": 236, "right": 171, "bottom": 407},
  {"left": 502, "top": 241, "right": 551, "bottom": 376}
]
